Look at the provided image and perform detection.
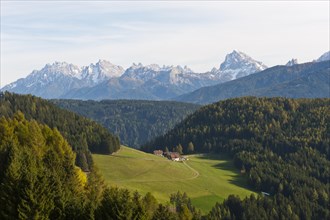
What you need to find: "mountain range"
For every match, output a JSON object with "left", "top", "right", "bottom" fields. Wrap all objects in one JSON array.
[
  {"left": 2, "top": 50, "right": 329, "bottom": 102},
  {"left": 2, "top": 60, "right": 124, "bottom": 99},
  {"left": 2, "top": 50, "right": 267, "bottom": 99},
  {"left": 175, "top": 60, "right": 330, "bottom": 104}
]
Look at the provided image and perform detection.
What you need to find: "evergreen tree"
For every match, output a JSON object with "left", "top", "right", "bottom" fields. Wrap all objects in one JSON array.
[{"left": 187, "top": 142, "right": 194, "bottom": 154}]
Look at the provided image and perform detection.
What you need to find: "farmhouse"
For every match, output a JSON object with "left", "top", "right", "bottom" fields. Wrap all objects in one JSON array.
[
  {"left": 165, "top": 152, "right": 180, "bottom": 161},
  {"left": 154, "top": 150, "right": 183, "bottom": 161}
]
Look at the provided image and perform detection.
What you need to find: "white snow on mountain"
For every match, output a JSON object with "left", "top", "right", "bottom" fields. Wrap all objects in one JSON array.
[
  {"left": 11, "top": 61, "right": 82, "bottom": 89},
  {"left": 122, "top": 63, "right": 196, "bottom": 84},
  {"left": 1, "top": 51, "right": 268, "bottom": 99},
  {"left": 122, "top": 63, "right": 161, "bottom": 81},
  {"left": 81, "top": 60, "right": 124, "bottom": 85},
  {"left": 317, "top": 51, "right": 330, "bottom": 62},
  {"left": 42, "top": 61, "right": 82, "bottom": 77},
  {"left": 1, "top": 60, "right": 125, "bottom": 98},
  {"left": 213, "top": 50, "right": 268, "bottom": 81}
]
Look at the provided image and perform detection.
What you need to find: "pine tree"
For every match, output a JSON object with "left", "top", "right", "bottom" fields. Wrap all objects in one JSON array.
[{"left": 187, "top": 142, "right": 194, "bottom": 154}]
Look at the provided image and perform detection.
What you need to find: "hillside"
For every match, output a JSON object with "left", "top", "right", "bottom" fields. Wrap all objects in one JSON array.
[
  {"left": 93, "top": 146, "right": 254, "bottom": 213},
  {"left": 143, "top": 97, "right": 330, "bottom": 219},
  {"left": 0, "top": 92, "right": 120, "bottom": 170},
  {"left": 0, "top": 115, "right": 92, "bottom": 219},
  {"left": 53, "top": 99, "right": 200, "bottom": 148},
  {"left": 1, "top": 114, "right": 194, "bottom": 219},
  {"left": 175, "top": 61, "right": 330, "bottom": 104}
]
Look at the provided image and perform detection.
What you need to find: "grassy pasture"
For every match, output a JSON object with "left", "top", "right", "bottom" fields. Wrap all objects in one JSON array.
[{"left": 93, "top": 146, "right": 254, "bottom": 213}]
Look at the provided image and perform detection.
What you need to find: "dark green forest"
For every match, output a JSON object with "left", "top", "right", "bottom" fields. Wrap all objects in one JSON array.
[
  {"left": 0, "top": 114, "right": 97, "bottom": 218},
  {"left": 52, "top": 99, "right": 200, "bottom": 148},
  {"left": 0, "top": 92, "right": 120, "bottom": 171},
  {"left": 144, "top": 97, "right": 330, "bottom": 219},
  {"left": 1, "top": 93, "right": 329, "bottom": 219},
  {"left": 0, "top": 114, "right": 201, "bottom": 219}
]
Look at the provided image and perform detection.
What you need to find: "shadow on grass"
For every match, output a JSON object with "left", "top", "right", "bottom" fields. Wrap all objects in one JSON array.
[
  {"left": 195, "top": 154, "right": 255, "bottom": 193},
  {"left": 213, "top": 161, "right": 253, "bottom": 191}
]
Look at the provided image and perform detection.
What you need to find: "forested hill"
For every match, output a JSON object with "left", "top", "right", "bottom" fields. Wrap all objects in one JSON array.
[
  {"left": 1, "top": 114, "right": 201, "bottom": 219},
  {"left": 0, "top": 92, "right": 120, "bottom": 170},
  {"left": 143, "top": 97, "right": 330, "bottom": 219},
  {"left": 144, "top": 97, "right": 329, "bottom": 156},
  {"left": 52, "top": 99, "right": 200, "bottom": 148},
  {"left": 0, "top": 115, "right": 94, "bottom": 218}
]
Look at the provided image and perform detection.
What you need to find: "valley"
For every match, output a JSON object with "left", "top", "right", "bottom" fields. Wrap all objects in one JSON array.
[
  {"left": 1, "top": 2, "right": 329, "bottom": 219},
  {"left": 93, "top": 146, "right": 254, "bottom": 213},
  {"left": 1, "top": 93, "right": 329, "bottom": 219},
  {"left": 53, "top": 99, "right": 200, "bottom": 148}
]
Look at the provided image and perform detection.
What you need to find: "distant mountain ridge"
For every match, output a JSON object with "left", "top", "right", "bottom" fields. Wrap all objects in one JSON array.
[
  {"left": 286, "top": 58, "right": 299, "bottom": 66},
  {"left": 2, "top": 60, "right": 124, "bottom": 98},
  {"left": 317, "top": 51, "right": 330, "bottom": 62},
  {"left": 2, "top": 50, "right": 328, "bottom": 101},
  {"left": 175, "top": 60, "right": 330, "bottom": 104},
  {"left": 2, "top": 50, "right": 267, "bottom": 100}
]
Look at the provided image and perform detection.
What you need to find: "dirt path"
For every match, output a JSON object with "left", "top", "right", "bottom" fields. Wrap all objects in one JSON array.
[
  {"left": 111, "top": 146, "right": 123, "bottom": 155},
  {"left": 182, "top": 160, "right": 200, "bottom": 180}
]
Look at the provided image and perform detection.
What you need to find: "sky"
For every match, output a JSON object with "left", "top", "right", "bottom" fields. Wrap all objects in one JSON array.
[{"left": 1, "top": 1, "right": 329, "bottom": 87}]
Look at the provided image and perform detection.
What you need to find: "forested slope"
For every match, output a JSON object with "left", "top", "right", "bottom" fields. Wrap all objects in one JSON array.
[
  {"left": 0, "top": 114, "right": 93, "bottom": 218},
  {"left": 0, "top": 114, "right": 202, "bottom": 219},
  {"left": 53, "top": 99, "right": 200, "bottom": 148},
  {"left": 144, "top": 97, "right": 330, "bottom": 219},
  {"left": 0, "top": 92, "right": 120, "bottom": 170}
]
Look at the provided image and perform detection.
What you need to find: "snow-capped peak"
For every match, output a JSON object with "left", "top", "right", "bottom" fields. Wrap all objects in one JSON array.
[
  {"left": 122, "top": 63, "right": 161, "bottom": 81},
  {"left": 81, "top": 60, "right": 124, "bottom": 84},
  {"left": 1, "top": 52, "right": 270, "bottom": 99},
  {"left": 146, "top": 64, "right": 162, "bottom": 71},
  {"left": 317, "top": 51, "right": 330, "bottom": 62},
  {"left": 220, "top": 50, "right": 266, "bottom": 71},
  {"left": 286, "top": 58, "right": 299, "bottom": 66},
  {"left": 214, "top": 50, "right": 267, "bottom": 81},
  {"left": 40, "top": 61, "right": 81, "bottom": 77},
  {"left": 169, "top": 65, "right": 193, "bottom": 74}
]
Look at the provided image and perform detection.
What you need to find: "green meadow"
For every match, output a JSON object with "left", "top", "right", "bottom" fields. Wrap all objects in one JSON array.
[{"left": 93, "top": 146, "right": 254, "bottom": 213}]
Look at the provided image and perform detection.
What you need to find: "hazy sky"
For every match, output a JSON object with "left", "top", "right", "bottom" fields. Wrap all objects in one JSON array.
[{"left": 1, "top": 1, "right": 329, "bottom": 87}]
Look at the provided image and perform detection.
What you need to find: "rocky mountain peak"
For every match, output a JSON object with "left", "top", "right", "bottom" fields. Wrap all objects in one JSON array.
[
  {"left": 317, "top": 51, "right": 330, "bottom": 62},
  {"left": 220, "top": 50, "right": 266, "bottom": 71},
  {"left": 81, "top": 60, "right": 124, "bottom": 83},
  {"left": 215, "top": 50, "right": 267, "bottom": 81},
  {"left": 41, "top": 61, "right": 81, "bottom": 77},
  {"left": 286, "top": 59, "right": 299, "bottom": 66}
]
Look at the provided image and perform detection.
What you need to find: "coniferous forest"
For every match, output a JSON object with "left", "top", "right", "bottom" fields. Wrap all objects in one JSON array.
[
  {"left": 52, "top": 99, "right": 200, "bottom": 148},
  {"left": 0, "top": 92, "right": 201, "bottom": 219},
  {"left": 143, "top": 97, "right": 330, "bottom": 219},
  {"left": 0, "top": 92, "right": 120, "bottom": 171},
  {"left": 0, "top": 113, "right": 200, "bottom": 219},
  {"left": 1, "top": 93, "right": 329, "bottom": 219}
]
